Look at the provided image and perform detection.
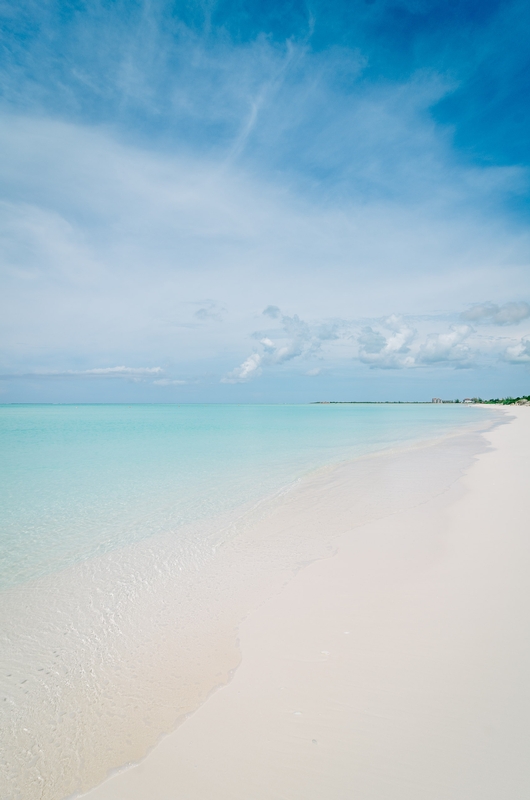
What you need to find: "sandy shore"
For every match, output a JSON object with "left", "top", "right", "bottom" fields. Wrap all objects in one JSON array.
[{"left": 79, "top": 408, "right": 530, "bottom": 800}]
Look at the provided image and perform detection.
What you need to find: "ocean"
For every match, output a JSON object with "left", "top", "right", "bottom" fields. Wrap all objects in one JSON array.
[
  {"left": 0, "top": 403, "right": 499, "bottom": 800},
  {"left": 0, "top": 402, "right": 494, "bottom": 589}
]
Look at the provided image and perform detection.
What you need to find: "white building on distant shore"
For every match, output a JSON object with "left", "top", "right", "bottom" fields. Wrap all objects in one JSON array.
[{"left": 432, "top": 398, "right": 443, "bottom": 403}]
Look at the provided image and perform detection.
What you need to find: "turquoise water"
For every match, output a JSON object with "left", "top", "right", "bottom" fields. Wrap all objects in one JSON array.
[
  {"left": 1, "top": 402, "right": 501, "bottom": 800},
  {"left": 0, "top": 403, "right": 494, "bottom": 591}
]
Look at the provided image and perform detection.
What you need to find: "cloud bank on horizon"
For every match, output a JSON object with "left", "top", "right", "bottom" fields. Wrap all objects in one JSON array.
[{"left": 0, "top": 0, "right": 529, "bottom": 401}]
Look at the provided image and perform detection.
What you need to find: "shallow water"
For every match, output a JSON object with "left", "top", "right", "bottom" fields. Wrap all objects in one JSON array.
[
  {"left": 1, "top": 403, "right": 493, "bottom": 589},
  {"left": 0, "top": 404, "right": 500, "bottom": 800}
]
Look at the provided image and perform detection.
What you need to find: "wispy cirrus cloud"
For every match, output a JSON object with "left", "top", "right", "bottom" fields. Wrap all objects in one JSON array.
[{"left": 1, "top": 1, "right": 530, "bottom": 401}]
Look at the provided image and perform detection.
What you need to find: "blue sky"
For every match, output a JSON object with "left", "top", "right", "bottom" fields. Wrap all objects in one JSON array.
[{"left": 1, "top": 0, "right": 529, "bottom": 402}]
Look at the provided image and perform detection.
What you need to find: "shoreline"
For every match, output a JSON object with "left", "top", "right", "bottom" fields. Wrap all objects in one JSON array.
[
  {"left": 0, "top": 408, "right": 507, "bottom": 800},
  {"left": 73, "top": 407, "right": 530, "bottom": 800}
]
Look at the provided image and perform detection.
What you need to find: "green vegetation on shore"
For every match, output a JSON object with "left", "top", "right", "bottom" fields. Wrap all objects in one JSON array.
[
  {"left": 313, "top": 395, "right": 530, "bottom": 405},
  {"left": 472, "top": 395, "right": 530, "bottom": 405}
]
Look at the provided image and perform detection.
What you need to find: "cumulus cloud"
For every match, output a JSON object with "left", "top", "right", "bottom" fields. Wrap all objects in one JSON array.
[
  {"left": 222, "top": 307, "right": 342, "bottom": 382},
  {"left": 260, "top": 307, "right": 316, "bottom": 364},
  {"left": 461, "top": 301, "right": 530, "bottom": 325},
  {"left": 416, "top": 325, "right": 472, "bottom": 365},
  {"left": 221, "top": 353, "right": 263, "bottom": 383},
  {"left": 357, "top": 319, "right": 480, "bottom": 369},
  {"left": 358, "top": 316, "right": 416, "bottom": 369},
  {"left": 220, "top": 300, "right": 530, "bottom": 382},
  {"left": 504, "top": 337, "right": 530, "bottom": 363}
]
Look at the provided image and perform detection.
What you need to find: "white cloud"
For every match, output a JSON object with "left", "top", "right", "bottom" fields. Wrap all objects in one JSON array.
[
  {"left": 416, "top": 325, "right": 472, "bottom": 365},
  {"left": 220, "top": 301, "right": 530, "bottom": 382},
  {"left": 0, "top": 103, "right": 528, "bottom": 385},
  {"left": 1, "top": 8, "right": 530, "bottom": 401},
  {"left": 358, "top": 316, "right": 416, "bottom": 369},
  {"left": 222, "top": 307, "right": 343, "bottom": 382},
  {"left": 461, "top": 301, "right": 530, "bottom": 325},
  {"left": 504, "top": 337, "right": 530, "bottom": 364},
  {"left": 1, "top": 62, "right": 530, "bottom": 401},
  {"left": 221, "top": 353, "right": 263, "bottom": 383}
]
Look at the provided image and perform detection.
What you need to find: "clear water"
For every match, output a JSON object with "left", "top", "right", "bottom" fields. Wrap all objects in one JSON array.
[{"left": 0, "top": 403, "right": 494, "bottom": 591}]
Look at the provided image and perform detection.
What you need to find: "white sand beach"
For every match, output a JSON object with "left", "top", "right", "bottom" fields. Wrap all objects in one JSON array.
[{"left": 78, "top": 407, "right": 530, "bottom": 800}]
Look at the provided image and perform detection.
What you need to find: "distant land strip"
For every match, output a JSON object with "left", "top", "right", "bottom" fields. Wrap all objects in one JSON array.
[{"left": 313, "top": 396, "right": 530, "bottom": 405}]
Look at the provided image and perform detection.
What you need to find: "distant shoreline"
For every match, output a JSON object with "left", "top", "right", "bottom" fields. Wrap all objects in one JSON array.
[
  {"left": 312, "top": 401, "right": 464, "bottom": 405},
  {"left": 314, "top": 397, "right": 530, "bottom": 406}
]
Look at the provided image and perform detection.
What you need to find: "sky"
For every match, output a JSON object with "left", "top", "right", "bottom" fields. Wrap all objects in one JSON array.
[{"left": 1, "top": 0, "right": 530, "bottom": 403}]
